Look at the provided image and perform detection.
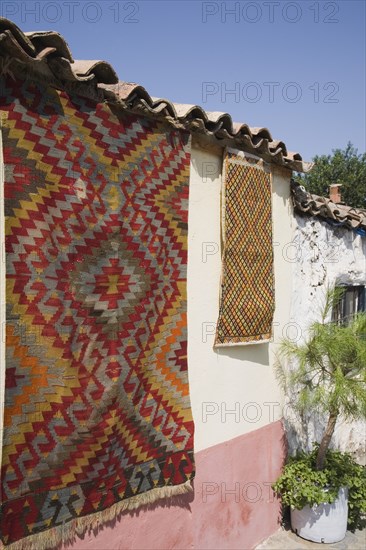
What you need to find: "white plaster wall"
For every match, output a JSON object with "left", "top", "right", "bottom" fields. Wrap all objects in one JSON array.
[
  {"left": 287, "top": 215, "right": 366, "bottom": 462},
  {"left": 187, "top": 139, "right": 295, "bottom": 452}
]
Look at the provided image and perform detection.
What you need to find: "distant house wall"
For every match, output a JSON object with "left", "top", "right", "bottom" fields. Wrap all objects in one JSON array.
[{"left": 287, "top": 215, "right": 366, "bottom": 463}]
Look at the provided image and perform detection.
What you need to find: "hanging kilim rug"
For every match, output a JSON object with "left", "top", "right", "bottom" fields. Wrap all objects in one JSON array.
[
  {"left": 0, "top": 77, "right": 195, "bottom": 549},
  {"left": 215, "top": 149, "right": 274, "bottom": 346}
]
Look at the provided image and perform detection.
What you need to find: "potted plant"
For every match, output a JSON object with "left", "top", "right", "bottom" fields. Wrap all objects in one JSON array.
[{"left": 273, "top": 288, "right": 366, "bottom": 543}]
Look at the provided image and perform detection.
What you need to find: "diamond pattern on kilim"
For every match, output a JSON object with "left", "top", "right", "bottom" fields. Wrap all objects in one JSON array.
[
  {"left": 0, "top": 77, "right": 194, "bottom": 546},
  {"left": 215, "top": 150, "right": 274, "bottom": 345}
]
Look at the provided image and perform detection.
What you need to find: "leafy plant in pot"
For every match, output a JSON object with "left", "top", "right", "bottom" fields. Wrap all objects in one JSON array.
[{"left": 273, "top": 288, "right": 366, "bottom": 543}]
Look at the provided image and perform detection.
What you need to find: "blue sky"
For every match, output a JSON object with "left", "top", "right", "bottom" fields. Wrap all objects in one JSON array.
[{"left": 4, "top": 0, "right": 365, "bottom": 162}]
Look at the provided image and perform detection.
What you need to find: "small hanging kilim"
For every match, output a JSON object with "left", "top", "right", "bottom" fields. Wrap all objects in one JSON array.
[
  {"left": 0, "top": 77, "right": 195, "bottom": 549},
  {"left": 215, "top": 149, "right": 274, "bottom": 346}
]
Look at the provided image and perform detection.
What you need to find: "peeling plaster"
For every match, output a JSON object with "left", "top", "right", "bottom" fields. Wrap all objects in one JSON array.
[{"left": 287, "top": 216, "right": 366, "bottom": 463}]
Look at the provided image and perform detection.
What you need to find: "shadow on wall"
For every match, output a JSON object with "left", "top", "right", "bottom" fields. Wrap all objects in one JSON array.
[
  {"left": 190, "top": 143, "right": 223, "bottom": 183},
  {"left": 214, "top": 343, "right": 270, "bottom": 366},
  {"left": 272, "top": 167, "right": 293, "bottom": 209},
  {"left": 61, "top": 491, "right": 194, "bottom": 550}
]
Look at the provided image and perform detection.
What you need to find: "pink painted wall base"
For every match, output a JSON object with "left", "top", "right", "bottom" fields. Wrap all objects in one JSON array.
[{"left": 64, "top": 421, "right": 285, "bottom": 550}]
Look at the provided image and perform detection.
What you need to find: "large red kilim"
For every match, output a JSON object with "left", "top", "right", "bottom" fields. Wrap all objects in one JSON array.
[{"left": 0, "top": 77, "right": 194, "bottom": 547}]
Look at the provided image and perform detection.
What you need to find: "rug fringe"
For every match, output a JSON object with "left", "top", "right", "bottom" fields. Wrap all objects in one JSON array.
[{"left": 0, "top": 480, "right": 193, "bottom": 550}]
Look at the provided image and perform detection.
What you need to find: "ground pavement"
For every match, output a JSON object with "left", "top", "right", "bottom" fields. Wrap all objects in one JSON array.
[{"left": 256, "top": 525, "right": 366, "bottom": 550}]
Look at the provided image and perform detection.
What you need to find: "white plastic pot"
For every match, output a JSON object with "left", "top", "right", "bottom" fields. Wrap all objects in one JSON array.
[{"left": 290, "top": 486, "right": 348, "bottom": 543}]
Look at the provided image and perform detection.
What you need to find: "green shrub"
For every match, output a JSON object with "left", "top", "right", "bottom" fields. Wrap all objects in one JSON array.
[{"left": 273, "top": 445, "right": 366, "bottom": 529}]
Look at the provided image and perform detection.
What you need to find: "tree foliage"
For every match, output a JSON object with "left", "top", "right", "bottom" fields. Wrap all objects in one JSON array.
[{"left": 294, "top": 142, "right": 366, "bottom": 209}]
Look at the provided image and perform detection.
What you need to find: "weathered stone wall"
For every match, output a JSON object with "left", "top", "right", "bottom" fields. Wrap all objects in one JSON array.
[{"left": 286, "top": 214, "right": 366, "bottom": 463}]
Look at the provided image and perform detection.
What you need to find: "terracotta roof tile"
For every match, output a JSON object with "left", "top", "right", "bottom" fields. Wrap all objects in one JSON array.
[
  {"left": 291, "top": 180, "right": 366, "bottom": 232},
  {"left": 0, "top": 17, "right": 310, "bottom": 172},
  {"left": 24, "top": 30, "right": 73, "bottom": 61},
  {"left": 0, "top": 17, "right": 118, "bottom": 96}
]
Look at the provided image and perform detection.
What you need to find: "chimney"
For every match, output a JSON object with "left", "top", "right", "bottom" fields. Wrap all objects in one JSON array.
[{"left": 329, "top": 184, "right": 342, "bottom": 203}]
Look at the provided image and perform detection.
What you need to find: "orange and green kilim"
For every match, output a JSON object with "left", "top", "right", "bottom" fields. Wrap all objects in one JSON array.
[
  {"left": 215, "top": 150, "right": 274, "bottom": 345},
  {"left": 0, "top": 77, "right": 194, "bottom": 546}
]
